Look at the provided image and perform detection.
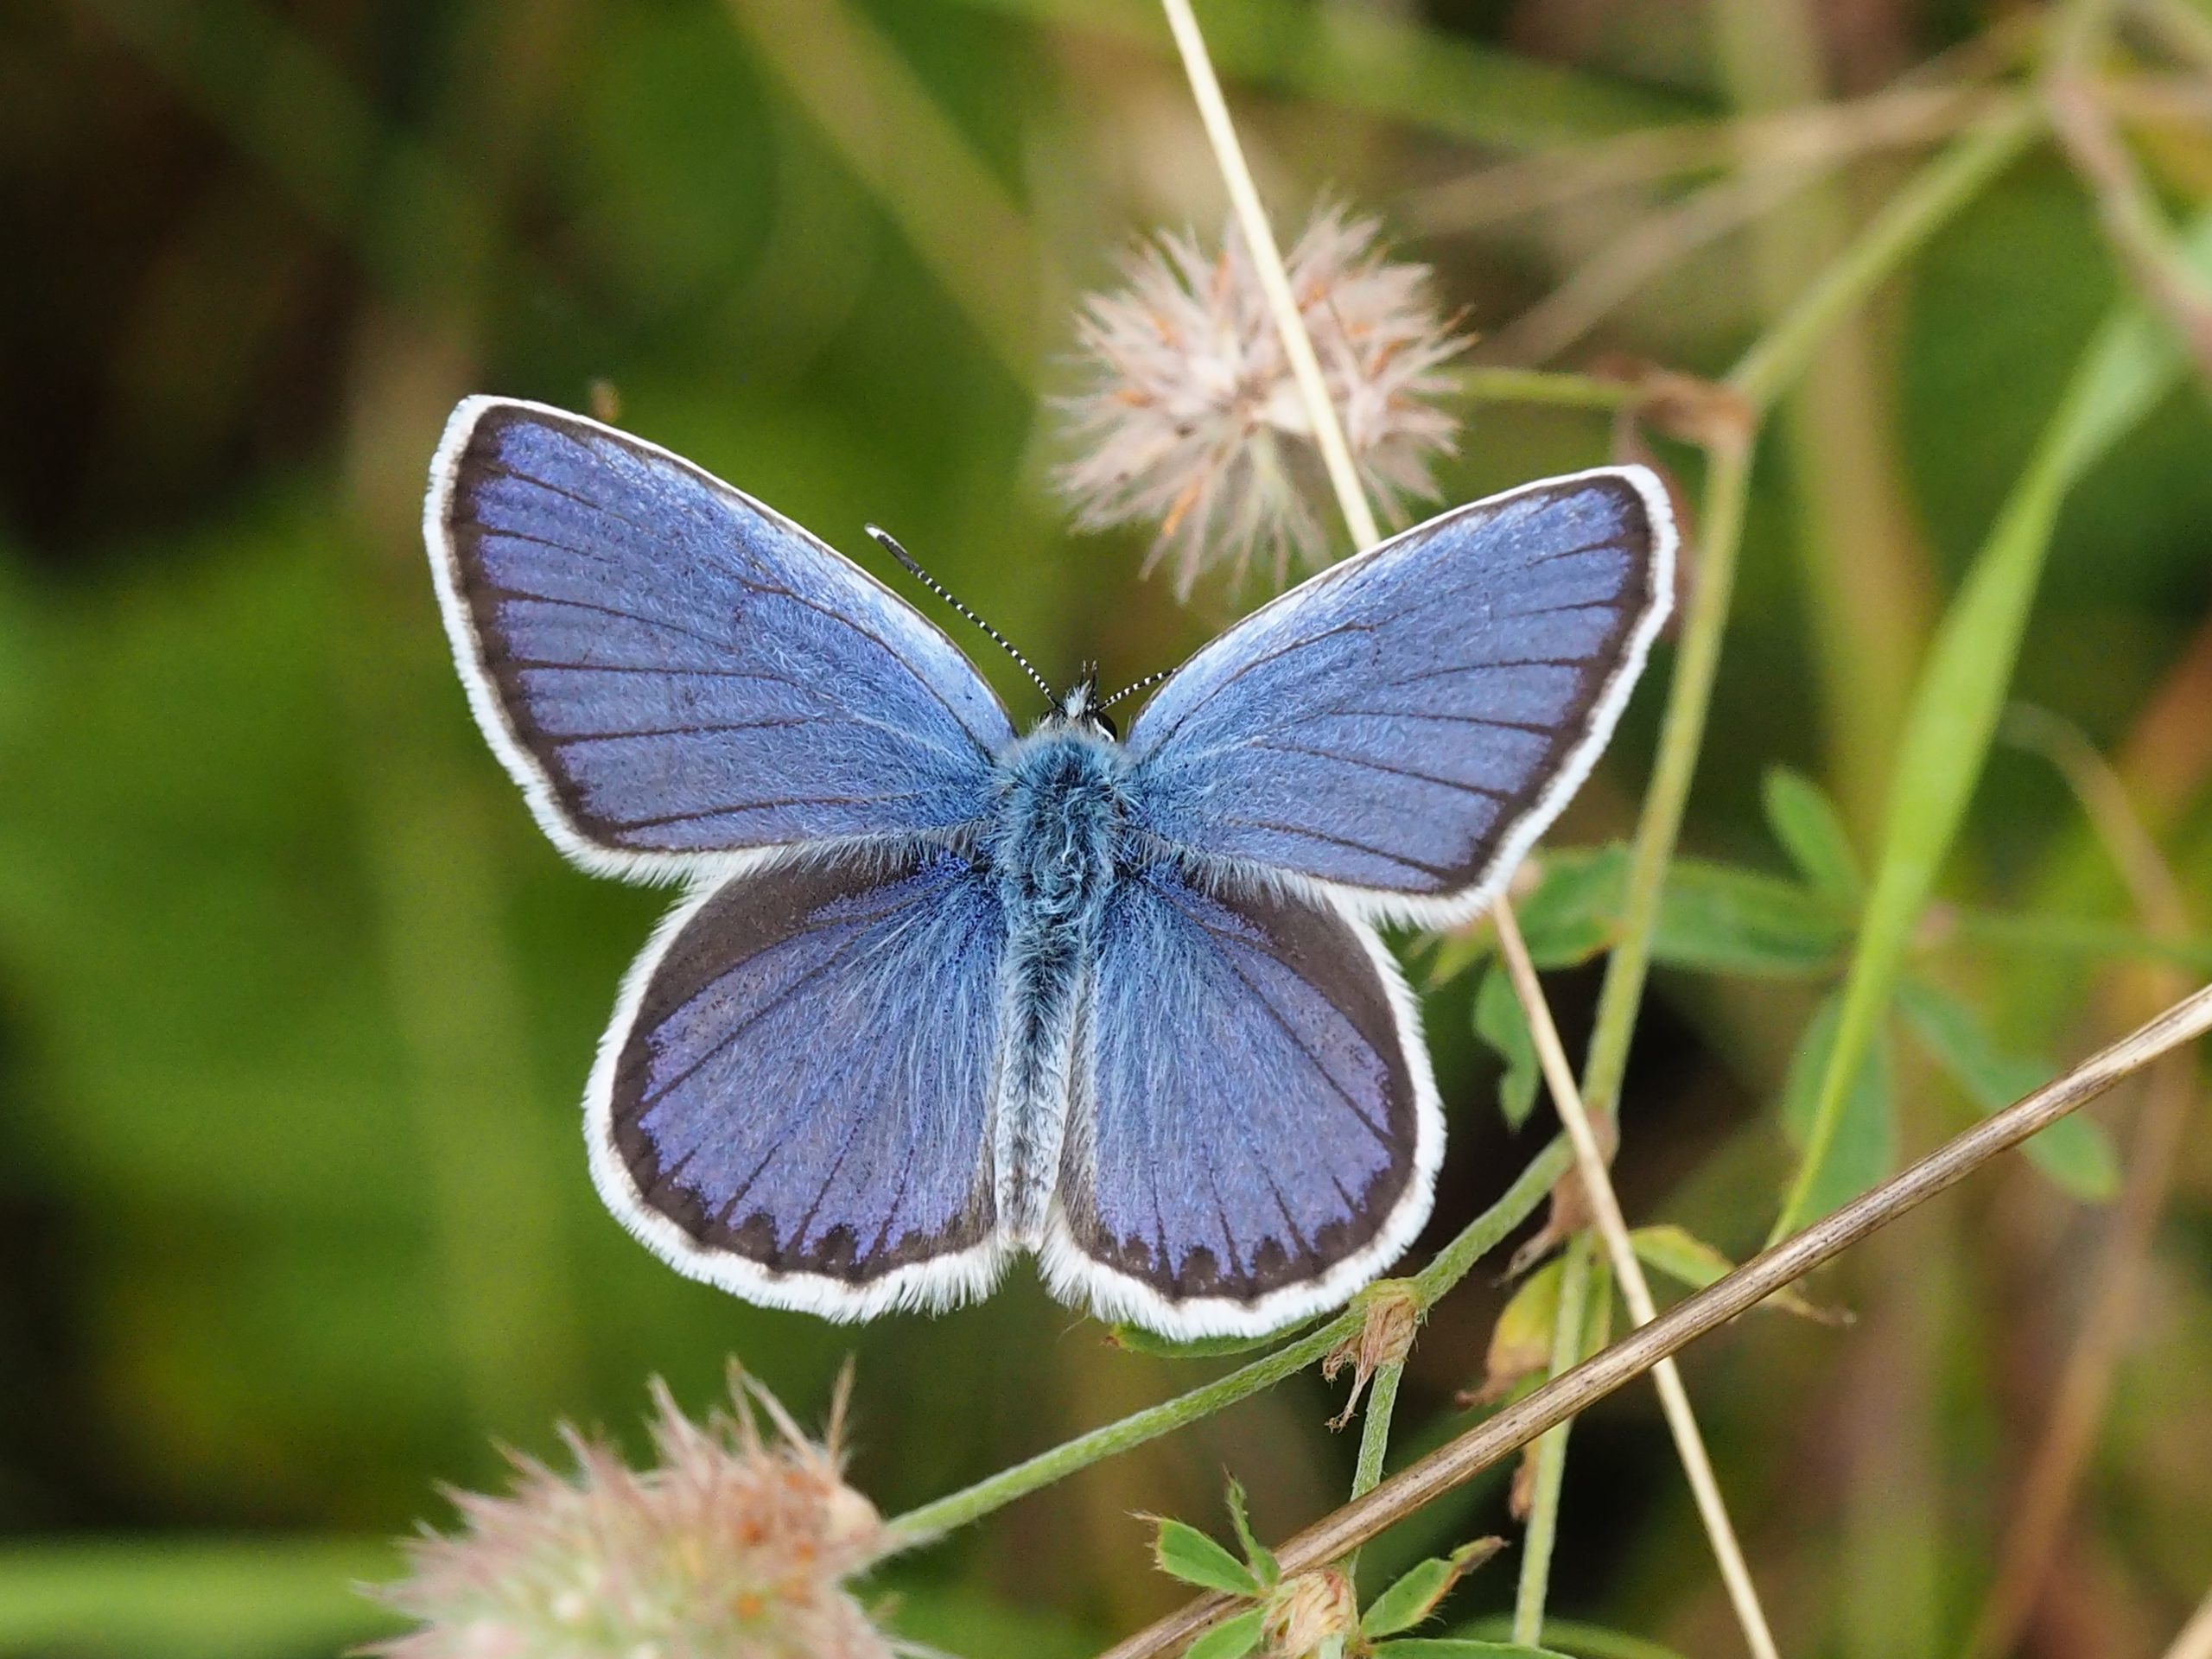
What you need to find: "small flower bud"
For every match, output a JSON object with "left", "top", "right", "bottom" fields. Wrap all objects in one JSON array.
[{"left": 1262, "top": 1567, "right": 1357, "bottom": 1658}]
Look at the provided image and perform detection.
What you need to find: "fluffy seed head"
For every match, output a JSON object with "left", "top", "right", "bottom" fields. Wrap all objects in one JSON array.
[
  {"left": 367, "top": 1370, "right": 893, "bottom": 1659},
  {"left": 1054, "top": 207, "right": 1465, "bottom": 597}
]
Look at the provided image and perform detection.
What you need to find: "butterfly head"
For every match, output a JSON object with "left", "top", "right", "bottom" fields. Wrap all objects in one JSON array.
[{"left": 1054, "top": 675, "right": 1118, "bottom": 740}]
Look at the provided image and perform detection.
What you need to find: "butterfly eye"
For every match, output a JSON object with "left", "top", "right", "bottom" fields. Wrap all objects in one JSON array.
[{"left": 1090, "top": 709, "right": 1119, "bottom": 741}]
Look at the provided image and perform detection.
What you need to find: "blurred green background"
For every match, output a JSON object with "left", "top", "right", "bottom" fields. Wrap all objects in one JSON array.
[{"left": 5, "top": 0, "right": 2212, "bottom": 1655}]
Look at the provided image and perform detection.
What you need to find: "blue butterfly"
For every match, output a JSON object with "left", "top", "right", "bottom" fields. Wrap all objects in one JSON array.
[{"left": 423, "top": 397, "right": 1674, "bottom": 1338}]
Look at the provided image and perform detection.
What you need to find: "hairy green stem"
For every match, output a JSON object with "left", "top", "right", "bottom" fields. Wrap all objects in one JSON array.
[
  {"left": 1415, "top": 1138, "right": 1576, "bottom": 1298},
  {"left": 885, "top": 1319, "right": 1344, "bottom": 1548},
  {"left": 1512, "top": 1233, "right": 1594, "bottom": 1643},
  {"left": 1349, "top": 1366, "right": 1404, "bottom": 1503},
  {"left": 1342, "top": 1361, "right": 1403, "bottom": 1585},
  {"left": 884, "top": 1138, "right": 1570, "bottom": 1545}
]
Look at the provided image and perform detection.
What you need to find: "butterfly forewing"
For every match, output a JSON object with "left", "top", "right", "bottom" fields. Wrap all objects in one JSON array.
[
  {"left": 1124, "top": 469, "right": 1673, "bottom": 925},
  {"left": 426, "top": 397, "right": 1014, "bottom": 876}
]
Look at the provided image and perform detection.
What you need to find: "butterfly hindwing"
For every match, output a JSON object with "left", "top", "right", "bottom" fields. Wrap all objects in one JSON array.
[
  {"left": 1044, "top": 862, "right": 1440, "bottom": 1338},
  {"left": 426, "top": 397, "right": 1014, "bottom": 878},
  {"left": 1125, "top": 468, "right": 1674, "bottom": 925},
  {"left": 591, "top": 847, "right": 1013, "bottom": 1319}
]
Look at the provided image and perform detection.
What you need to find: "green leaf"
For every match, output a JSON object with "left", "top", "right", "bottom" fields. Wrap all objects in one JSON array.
[
  {"left": 1897, "top": 980, "right": 2120, "bottom": 1202},
  {"left": 1224, "top": 1479, "right": 1277, "bottom": 1588},
  {"left": 0, "top": 1537, "right": 397, "bottom": 1659},
  {"left": 1109, "top": 1324, "right": 1300, "bottom": 1359},
  {"left": 1522, "top": 847, "right": 1851, "bottom": 976},
  {"left": 1629, "top": 1224, "right": 1843, "bottom": 1325},
  {"left": 1517, "top": 846, "right": 1630, "bottom": 966},
  {"left": 1360, "top": 1541, "right": 1503, "bottom": 1637},
  {"left": 1474, "top": 964, "right": 1541, "bottom": 1130},
  {"left": 1446, "top": 1615, "right": 1693, "bottom": 1659},
  {"left": 1424, "top": 925, "right": 1492, "bottom": 988},
  {"left": 1149, "top": 1518, "right": 1258, "bottom": 1596},
  {"left": 1370, "top": 1642, "right": 1571, "bottom": 1657},
  {"left": 1779, "top": 993, "right": 1897, "bottom": 1222},
  {"left": 1771, "top": 205, "right": 2212, "bottom": 1242},
  {"left": 1763, "top": 766, "right": 1862, "bottom": 901},
  {"left": 1652, "top": 858, "right": 1853, "bottom": 977},
  {"left": 1185, "top": 1608, "right": 1265, "bottom": 1659},
  {"left": 1471, "top": 1256, "right": 1566, "bottom": 1406},
  {"left": 1363, "top": 1557, "right": 1459, "bottom": 1638}
]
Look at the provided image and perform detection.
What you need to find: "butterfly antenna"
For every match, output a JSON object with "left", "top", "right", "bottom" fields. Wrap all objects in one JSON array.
[
  {"left": 1096, "top": 666, "right": 1174, "bottom": 712},
  {"left": 866, "top": 526, "right": 1055, "bottom": 702}
]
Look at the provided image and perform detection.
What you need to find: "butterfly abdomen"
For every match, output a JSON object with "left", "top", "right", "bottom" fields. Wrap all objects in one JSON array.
[{"left": 986, "top": 728, "right": 1134, "bottom": 1238}]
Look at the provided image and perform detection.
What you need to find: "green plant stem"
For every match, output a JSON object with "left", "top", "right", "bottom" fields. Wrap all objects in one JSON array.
[
  {"left": 1578, "top": 437, "right": 1755, "bottom": 1125},
  {"left": 1512, "top": 1232, "right": 1594, "bottom": 1643},
  {"left": 1457, "top": 367, "right": 1644, "bottom": 410},
  {"left": 1415, "top": 1139, "right": 1575, "bottom": 1297},
  {"left": 1513, "top": 106, "right": 2035, "bottom": 1632},
  {"left": 1342, "top": 1361, "right": 1403, "bottom": 1584},
  {"left": 1348, "top": 1366, "right": 1403, "bottom": 1503},
  {"left": 884, "top": 1140, "right": 1570, "bottom": 1546},
  {"left": 1508, "top": 436, "right": 1752, "bottom": 1649},
  {"left": 1727, "top": 103, "right": 2042, "bottom": 414}
]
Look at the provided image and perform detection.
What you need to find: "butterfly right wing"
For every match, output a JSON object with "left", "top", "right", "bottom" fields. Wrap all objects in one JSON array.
[
  {"left": 590, "top": 846, "right": 1013, "bottom": 1318},
  {"left": 1124, "top": 468, "right": 1672, "bottom": 927},
  {"left": 426, "top": 397, "right": 1015, "bottom": 880}
]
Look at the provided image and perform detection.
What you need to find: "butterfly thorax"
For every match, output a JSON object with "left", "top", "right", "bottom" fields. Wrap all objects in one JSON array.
[{"left": 985, "top": 721, "right": 1134, "bottom": 1237}]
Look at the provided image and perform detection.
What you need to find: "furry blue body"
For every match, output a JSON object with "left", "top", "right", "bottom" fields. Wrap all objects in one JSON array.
[{"left": 984, "top": 722, "right": 1134, "bottom": 1236}]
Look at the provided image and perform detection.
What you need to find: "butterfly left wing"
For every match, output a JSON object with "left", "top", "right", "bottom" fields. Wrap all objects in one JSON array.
[
  {"left": 591, "top": 846, "right": 1012, "bottom": 1318},
  {"left": 426, "top": 397, "right": 1014, "bottom": 880},
  {"left": 1125, "top": 467, "right": 1673, "bottom": 925},
  {"left": 1042, "top": 863, "right": 1440, "bottom": 1338}
]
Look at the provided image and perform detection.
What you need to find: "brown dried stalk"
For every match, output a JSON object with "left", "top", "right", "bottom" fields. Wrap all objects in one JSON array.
[{"left": 1093, "top": 979, "right": 2212, "bottom": 1659}]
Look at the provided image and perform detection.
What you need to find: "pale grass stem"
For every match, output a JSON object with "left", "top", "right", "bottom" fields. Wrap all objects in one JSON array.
[
  {"left": 1493, "top": 903, "right": 1782, "bottom": 1659},
  {"left": 1155, "top": 3, "right": 1775, "bottom": 1651},
  {"left": 2164, "top": 1584, "right": 2212, "bottom": 1659},
  {"left": 1156, "top": 0, "right": 1381, "bottom": 553}
]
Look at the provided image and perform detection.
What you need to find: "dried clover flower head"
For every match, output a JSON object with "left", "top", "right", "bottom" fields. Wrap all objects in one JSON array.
[
  {"left": 1261, "top": 1567, "right": 1357, "bottom": 1657},
  {"left": 368, "top": 1370, "right": 893, "bottom": 1659},
  {"left": 1054, "top": 207, "right": 1465, "bottom": 597}
]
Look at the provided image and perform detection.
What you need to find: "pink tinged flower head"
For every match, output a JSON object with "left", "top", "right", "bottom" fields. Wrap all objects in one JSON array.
[
  {"left": 1053, "top": 207, "right": 1465, "bottom": 598},
  {"left": 367, "top": 1370, "right": 894, "bottom": 1659}
]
